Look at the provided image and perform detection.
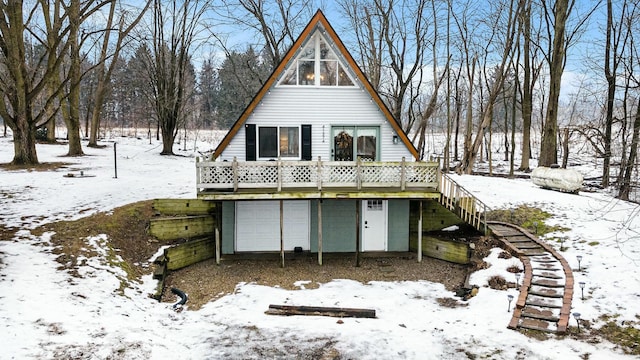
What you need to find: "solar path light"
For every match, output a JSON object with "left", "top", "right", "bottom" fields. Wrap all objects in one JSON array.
[{"left": 576, "top": 255, "right": 583, "bottom": 271}]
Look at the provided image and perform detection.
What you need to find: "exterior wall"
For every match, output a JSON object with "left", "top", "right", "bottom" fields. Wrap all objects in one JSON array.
[
  {"left": 218, "top": 86, "right": 414, "bottom": 162},
  {"left": 222, "top": 199, "right": 410, "bottom": 253},
  {"left": 387, "top": 200, "right": 410, "bottom": 251},
  {"left": 310, "top": 199, "right": 357, "bottom": 252},
  {"left": 221, "top": 201, "right": 235, "bottom": 255}
]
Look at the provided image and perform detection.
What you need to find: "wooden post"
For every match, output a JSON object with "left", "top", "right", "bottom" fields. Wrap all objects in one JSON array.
[
  {"left": 215, "top": 227, "right": 220, "bottom": 265},
  {"left": 317, "top": 156, "right": 322, "bottom": 191},
  {"left": 196, "top": 157, "right": 200, "bottom": 193},
  {"left": 113, "top": 142, "right": 118, "bottom": 179},
  {"left": 232, "top": 157, "right": 238, "bottom": 192},
  {"left": 355, "top": 200, "right": 360, "bottom": 267},
  {"left": 277, "top": 158, "right": 282, "bottom": 192},
  {"left": 280, "top": 200, "right": 284, "bottom": 268},
  {"left": 318, "top": 200, "right": 323, "bottom": 265},
  {"left": 418, "top": 201, "right": 423, "bottom": 263},
  {"left": 400, "top": 157, "right": 406, "bottom": 191},
  {"left": 356, "top": 158, "right": 362, "bottom": 190}
]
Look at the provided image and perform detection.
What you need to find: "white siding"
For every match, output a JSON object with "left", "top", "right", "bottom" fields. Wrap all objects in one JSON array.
[{"left": 218, "top": 86, "right": 414, "bottom": 162}]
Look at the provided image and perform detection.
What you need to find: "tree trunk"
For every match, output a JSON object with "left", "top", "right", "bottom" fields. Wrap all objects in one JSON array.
[
  {"left": 160, "top": 127, "right": 176, "bottom": 154},
  {"left": 64, "top": 0, "right": 84, "bottom": 156},
  {"left": 602, "top": 0, "right": 615, "bottom": 187},
  {"left": 88, "top": 78, "right": 108, "bottom": 147},
  {"left": 519, "top": 0, "right": 533, "bottom": 171},
  {"left": 561, "top": 127, "right": 569, "bottom": 168},
  {"left": 45, "top": 117, "right": 56, "bottom": 142},
  {"left": 619, "top": 101, "right": 640, "bottom": 200},
  {"left": 539, "top": 0, "right": 571, "bottom": 167},
  {"left": 11, "top": 114, "right": 39, "bottom": 165}
]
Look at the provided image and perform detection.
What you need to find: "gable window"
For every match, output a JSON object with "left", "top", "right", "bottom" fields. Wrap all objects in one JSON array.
[
  {"left": 258, "top": 126, "right": 300, "bottom": 159},
  {"left": 280, "top": 32, "right": 355, "bottom": 87}
]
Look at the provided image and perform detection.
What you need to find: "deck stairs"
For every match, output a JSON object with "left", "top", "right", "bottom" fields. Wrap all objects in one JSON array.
[{"left": 437, "top": 172, "right": 490, "bottom": 234}]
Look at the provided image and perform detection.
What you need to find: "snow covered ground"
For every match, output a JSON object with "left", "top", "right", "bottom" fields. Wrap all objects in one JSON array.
[{"left": 0, "top": 133, "right": 638, "bottom": 359}]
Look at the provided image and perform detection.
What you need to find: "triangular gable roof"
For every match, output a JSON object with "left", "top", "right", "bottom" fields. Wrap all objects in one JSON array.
[{"left": 213, "top": 9, "right": 419, "bottom": 160}]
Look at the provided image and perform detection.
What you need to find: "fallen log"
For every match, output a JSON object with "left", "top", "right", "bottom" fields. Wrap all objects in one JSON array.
[{"left": 265, "top": 304, "right": 376, "bottom": 318}]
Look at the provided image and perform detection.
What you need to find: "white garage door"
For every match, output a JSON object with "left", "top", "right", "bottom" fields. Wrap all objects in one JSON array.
[{"left": 236, "top": 200, "right": 310, "bottom": 252}]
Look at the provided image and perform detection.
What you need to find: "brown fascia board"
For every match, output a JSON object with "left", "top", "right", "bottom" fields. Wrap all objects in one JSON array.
[{"left": 213, "top": 9, "right": 419, "bottom": 161}]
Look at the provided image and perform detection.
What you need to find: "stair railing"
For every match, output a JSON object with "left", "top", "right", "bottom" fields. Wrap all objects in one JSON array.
[{"left": 437, "top": 172, "right": 490, "bottom": 234}]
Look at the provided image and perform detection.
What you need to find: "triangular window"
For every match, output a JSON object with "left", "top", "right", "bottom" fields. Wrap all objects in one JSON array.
[{"left": 279, "top": 31, "right": 355, "bottom": 87}]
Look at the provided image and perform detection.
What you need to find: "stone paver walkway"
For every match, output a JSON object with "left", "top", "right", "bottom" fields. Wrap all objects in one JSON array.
[{"left": 487, "top": 221, "right": 574, "bottom": 333}]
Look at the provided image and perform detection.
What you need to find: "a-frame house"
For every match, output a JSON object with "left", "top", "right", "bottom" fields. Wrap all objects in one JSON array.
[{"left": 196, "top": 10, "right": 456, "bottom": 264}]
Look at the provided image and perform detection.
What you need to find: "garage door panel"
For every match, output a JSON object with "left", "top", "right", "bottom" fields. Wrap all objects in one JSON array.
[{"left": 236, "top": 201, "right": 309, "bottom": 252}]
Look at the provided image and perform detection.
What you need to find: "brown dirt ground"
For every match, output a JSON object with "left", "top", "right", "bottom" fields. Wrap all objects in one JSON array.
[
  {"left": 19, "top": 200, "right": 495, "bottom": 311},
  {"left": 162, "top": 253, "right": 472, "bottom": 309}
]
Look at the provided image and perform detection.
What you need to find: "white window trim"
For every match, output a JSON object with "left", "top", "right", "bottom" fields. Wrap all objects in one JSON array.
[
  {"left": 277, "top": 32, "right": 357, "bottom": 88},
  {"left": 257, "top": 125, "right": 302, "bottom": 160}
]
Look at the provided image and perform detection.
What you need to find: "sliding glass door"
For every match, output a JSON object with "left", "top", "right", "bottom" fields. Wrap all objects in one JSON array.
[{"left": 332, "top": 126, "right": 379, "bottom": 161}]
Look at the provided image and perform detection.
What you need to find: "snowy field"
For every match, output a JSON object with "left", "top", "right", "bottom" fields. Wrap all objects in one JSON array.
[{"left": 0, "top": 132, "right": 639, "bottom": 359}]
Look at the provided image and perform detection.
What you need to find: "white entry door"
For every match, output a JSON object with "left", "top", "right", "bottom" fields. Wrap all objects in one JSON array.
[
  {"left": 361, "top": 200, "right": 387, "bottom": 251},
  {"left": 236, "top": 200, "right": 309, "bottom": 252}
]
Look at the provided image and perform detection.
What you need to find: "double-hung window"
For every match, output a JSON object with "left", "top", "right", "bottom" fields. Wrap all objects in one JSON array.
[{"left": 258, "top": 126, "right": 300, "bottom": 159}]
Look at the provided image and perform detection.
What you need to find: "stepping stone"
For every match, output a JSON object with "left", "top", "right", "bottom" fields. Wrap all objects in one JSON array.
[
  {"left": 531, "top": 278, "right": 565, "bottom": 287},
  {"left": 514, "top": 243, "right": 543, "bottom": 250},
  {"left": 532, "top": 267, "right": 561, "bottom": 272},
  {"left": 526, "top": 295, "right": 563, "bottom": 308},
  {"left": 519, "top": 317, "right": 558, "bottom": 332},
  {"left": 507, "top": 236, "right": 534, "bottom": 243},
  {"left": 521, "top": 305, "right": 560, "bottom": 322},
  {"left": 532, "top": 270, "right": 563, "bottom": 279},
  {"left": 531, "top": 260, "right": 562, "bottom": 270},
  {"left": 523, "top": 249, "right": 547, "bottom": 256},
  {"left": 535, "top": 263, "right": 561, "bottom": 269},
  {"left": 529, "top": 286, "right": 564, "bottom": 298}
]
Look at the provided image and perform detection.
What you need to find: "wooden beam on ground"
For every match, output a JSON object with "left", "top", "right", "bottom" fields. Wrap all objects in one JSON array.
[{"left": 266, "top": 304, "right": 376, "bottom": 318}]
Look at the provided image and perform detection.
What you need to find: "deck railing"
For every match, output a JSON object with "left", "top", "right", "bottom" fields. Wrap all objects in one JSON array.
[
  {"left": 196, "top": 157, "right": 439, "bottom": 192},
  {"left": 438, "top": 172, "right": 490, "bottom": 233}
]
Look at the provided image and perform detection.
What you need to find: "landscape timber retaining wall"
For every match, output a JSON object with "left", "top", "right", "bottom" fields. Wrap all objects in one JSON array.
[
  {"left": 164, "top": 237, "right": 216, "bottom": 271},
  {"left": 153, "top": 198, "right": 216, "bottom": 216},
  {"left": 149, "top": 215, "right": 215, "bottom": 240},
  {"left": 409, "top": 234, "right": 472, "bottom": 264}
]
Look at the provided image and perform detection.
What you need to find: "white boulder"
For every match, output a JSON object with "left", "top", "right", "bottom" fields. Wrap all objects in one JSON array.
[{"left": 531, "top": 166, "right": 584, "bottom": 193}]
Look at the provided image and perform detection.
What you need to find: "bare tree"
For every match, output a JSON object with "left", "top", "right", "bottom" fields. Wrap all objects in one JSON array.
[
  {"left": 339, "top": 0, "right": 434, "bottom": 135},
  {"left": 456, "top": 0, "right": 521, "bottom": 174},
  {"left": 216, "top": 0, "right": 313, "bottom": 67},
  {"left": 0, "top": 1, "right": 73, "bottom": 165},
  {"left": 87, "top": 0, "right": 151, "bottom": 148},
  {"left": 142, "top": 0, "right": 206, "bottom": 155},
  {"left": 517, "top": 0, "right": 544, "bottom": 171},
  {"left": 617, "top": 2, "right": 639, "bottom": 200},
  {"left": 538, "top": 0, "right": 596, "bottom": 167}
]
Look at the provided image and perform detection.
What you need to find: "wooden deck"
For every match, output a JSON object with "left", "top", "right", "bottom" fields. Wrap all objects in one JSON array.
[
  {"left": 196, "top": 157, "right": 440, "bottom": 200},
  {"left": 197, "top": 187, "right": 441, "bottom": 200}
]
